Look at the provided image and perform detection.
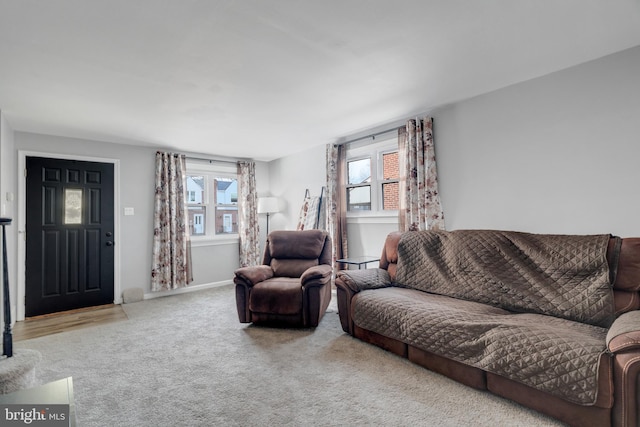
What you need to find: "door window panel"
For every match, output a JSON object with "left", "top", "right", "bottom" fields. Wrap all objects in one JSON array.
[{"left": 64, "top": 188, "right": 83, "bottom": 224}]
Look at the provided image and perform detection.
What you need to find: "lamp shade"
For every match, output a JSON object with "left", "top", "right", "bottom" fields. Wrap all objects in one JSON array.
[{"left": 257, "top": 197, "right": 279, "bottom": 214}]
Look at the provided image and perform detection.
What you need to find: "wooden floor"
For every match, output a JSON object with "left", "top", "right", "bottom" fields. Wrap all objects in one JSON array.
[{"left": 12, "top": 304, "right": 128, "bottom": 341}]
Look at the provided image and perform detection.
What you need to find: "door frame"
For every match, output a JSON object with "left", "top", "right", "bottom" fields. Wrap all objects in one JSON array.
[{"left": 17, "top": 150, "right": 121, "bottom": 321}]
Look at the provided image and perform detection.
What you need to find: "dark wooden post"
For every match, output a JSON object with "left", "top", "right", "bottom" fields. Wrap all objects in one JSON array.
[{"left": 1, "top": 217, "right": 12, "bottom": 357}]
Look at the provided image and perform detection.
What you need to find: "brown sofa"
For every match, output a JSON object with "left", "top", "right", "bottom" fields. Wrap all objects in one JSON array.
[
  {"left": 335, "top": 229, "right": 640, "bottom": 427},
  {"left": 234, "top": 230, "right": 332, "bottom": 327}
]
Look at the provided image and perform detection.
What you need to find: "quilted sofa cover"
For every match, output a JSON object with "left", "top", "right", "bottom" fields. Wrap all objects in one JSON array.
[{"left": 335, "top": 230, "right": 640, "bottom": 427}]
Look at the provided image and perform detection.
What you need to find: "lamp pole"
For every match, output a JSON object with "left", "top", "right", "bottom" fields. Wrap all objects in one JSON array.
[
  {"left": 265, "top": 212, "right": 271, "bottom": 235},
  {"left": 258, "top": 197, "right": 279, "bottom": 237},
  {"left": 1, "top": 217, "right": 12, "bottom": 357}
]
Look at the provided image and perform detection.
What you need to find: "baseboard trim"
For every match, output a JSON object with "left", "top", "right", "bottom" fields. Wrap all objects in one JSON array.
[{"left": 143, "top": 280, "right": 233, "bottom": 300}]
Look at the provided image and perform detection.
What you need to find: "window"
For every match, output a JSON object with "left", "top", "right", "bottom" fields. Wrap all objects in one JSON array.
[
  {"left": 347, "top": 157, "right": 371, "bottom": 211},
  {"left": 185, "top": 161, "right": 238, "bottom": 239},
  {"left": 346, "top": 134, "right": 399, "bottom": 214},
  {"left": 381, "top": 151, "right": 399, "bottom": 210}
]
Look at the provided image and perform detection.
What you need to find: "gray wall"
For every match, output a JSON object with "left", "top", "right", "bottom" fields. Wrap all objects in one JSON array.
[
  {"left": 434, "top": 45, "right": 640, "bottom": 238},
  {"left": 267, "top": 144, "right": 327, "bottom": 233}
]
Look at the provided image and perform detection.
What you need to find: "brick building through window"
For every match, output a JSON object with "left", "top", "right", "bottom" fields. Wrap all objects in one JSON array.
[{"left": 382, "top": 151, "right": 399, "bottom": 210}]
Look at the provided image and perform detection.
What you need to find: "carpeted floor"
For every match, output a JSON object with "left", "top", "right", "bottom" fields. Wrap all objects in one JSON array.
[{"left": 16, "top": 285, "right": 565, "bottom": 426}]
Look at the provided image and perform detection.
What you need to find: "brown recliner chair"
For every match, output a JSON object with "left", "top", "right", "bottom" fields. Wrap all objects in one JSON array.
[{"left": 234, "top": 229, "right": 333, "bottom": 327}]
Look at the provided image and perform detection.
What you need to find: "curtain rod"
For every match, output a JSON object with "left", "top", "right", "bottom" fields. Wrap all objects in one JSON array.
[
  {"left": 185, "top": 156, "right": 239, "bottom": 165},
  {"left": 339, "top": 116, "right": 433, "bottom": 146},
  {"left": 340, "top": 126, "right": 402, "bottom": 146}
]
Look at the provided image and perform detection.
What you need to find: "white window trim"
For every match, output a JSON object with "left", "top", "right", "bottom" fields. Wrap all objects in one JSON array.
[
  {"left": 186, "top": 160, "right": 240, "bottom": 244},
  {"left": 347, "top": 214, "right": 398, "bottom": 224},
  {"left": 191, "top": 236, "right": 239, "bottom": 247},
  {"left": 346, "top": 136, "right": 399, "bottom": 218}
]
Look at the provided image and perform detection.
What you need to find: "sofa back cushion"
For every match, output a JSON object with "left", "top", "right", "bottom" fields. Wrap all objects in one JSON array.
[
  {"left": 612, "top": 238, "right": 640, "bottom": 291},
  {"left": 380, "top": 231, "right": 640, "bottom": 319},
  {"left": 262, "top": 229, "right": 331, "bottom": 277},
  {"left": 394, "top": 230, "right": 615, "bottom": 327},
  {"left": 271, "top": 259, "right": 319, "bottom": 278},
  {"left": 609, "top": 237, "right": 640, "bottom": 316}
]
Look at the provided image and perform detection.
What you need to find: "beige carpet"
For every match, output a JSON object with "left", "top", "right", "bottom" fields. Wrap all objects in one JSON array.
[{"left": 16, "top": 285, "right": 564, "bottom": 426}]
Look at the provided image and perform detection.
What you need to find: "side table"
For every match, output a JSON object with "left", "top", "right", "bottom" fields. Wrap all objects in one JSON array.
[{"left": 337, "top": 256, "right": 380, "bottom": 269}]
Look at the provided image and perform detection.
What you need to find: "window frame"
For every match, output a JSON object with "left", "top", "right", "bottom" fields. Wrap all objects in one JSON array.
[
  {"left": 346, "top": 135, "right": 399, "bottom": 218},
  {"left": 185, "top": 160, "right": 239, "bottom": 245}
]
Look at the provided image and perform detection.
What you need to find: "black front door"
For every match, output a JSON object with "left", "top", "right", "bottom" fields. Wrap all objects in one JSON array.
[{"left": 25, "top": 157, "right": 115, "bottom": 317}]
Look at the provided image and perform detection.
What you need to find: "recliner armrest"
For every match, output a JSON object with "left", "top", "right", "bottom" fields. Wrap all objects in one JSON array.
[
  {"left": 301, "top": 264, "right": 332, "bottom": 287},
  {"left": 607, "top": 310, "right": 640, "bottom": 352},
  {"left": 233, "top": 265, "right": 274, "bottom": 287},
  {"left": 336, "top": 268, "right": 392, "bottom": 293}
]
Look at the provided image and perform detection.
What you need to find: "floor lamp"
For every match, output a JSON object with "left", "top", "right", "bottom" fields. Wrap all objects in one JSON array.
[{"left": 257, "top": 197, "right": 279, "bottom": 235}]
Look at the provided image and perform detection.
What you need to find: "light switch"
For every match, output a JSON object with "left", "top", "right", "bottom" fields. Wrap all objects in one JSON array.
[{"left": 124, "top": 207, "right": 135, "bottom": 216}]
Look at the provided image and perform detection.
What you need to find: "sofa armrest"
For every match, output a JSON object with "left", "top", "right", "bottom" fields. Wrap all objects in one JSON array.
[
  {"left": 607, "top": 311, "right": 640, "bottom": 352},
  {"left": 336, "top": 268, "right": 392, "bottom": 293},
  {"left": 233, "top": 265, "right": 274, "bottom": 287},
  {"left": 334, "top": 268, "right": 391, "bottom": 335},
  {"left": 301, "top": 264, "right": 332, "bottom": 287}
]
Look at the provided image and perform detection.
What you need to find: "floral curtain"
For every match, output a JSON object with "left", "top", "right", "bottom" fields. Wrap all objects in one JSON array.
[
  {"left": 237, "top": 161, "right": 260, "bottom": 267},
  {"left": 326, "top": 143, "right": 348, "bottom": 271},
  {"left": 151, "top": 151, "right": 193, "bottom": 291},
  {"left": 398, "top": 116, "right": 445, "bottom": 231}
]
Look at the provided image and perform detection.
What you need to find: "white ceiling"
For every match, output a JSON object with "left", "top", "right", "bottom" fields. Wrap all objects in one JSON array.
[{"left": 1, "top": 1, "right": 640, "bottom": 162}]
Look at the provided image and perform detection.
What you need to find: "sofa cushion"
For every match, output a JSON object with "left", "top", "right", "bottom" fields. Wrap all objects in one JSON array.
[
  {"left": 268, "top": 230, "right": 327, "bottom": 259},
  {"left": 395, "top": 230, "right": 615, "bottom": 327},
  {"left": 351, "top": 287, "right": 610, "bottom": 406},
  {"left": 249, "top": 278, "right": 302, "bottom": 315},
  {"left": 271, "top": 258, "right": 318, "bottom": 278}
]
